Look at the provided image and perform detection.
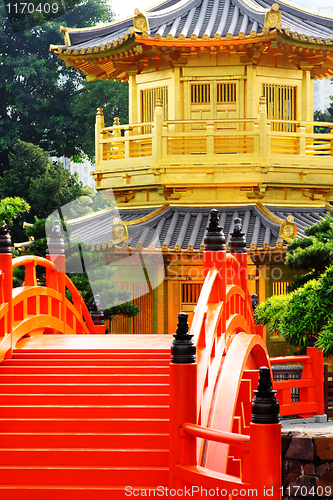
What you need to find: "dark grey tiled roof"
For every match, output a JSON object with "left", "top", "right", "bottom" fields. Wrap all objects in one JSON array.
[
  {"left": 68, "top": 204, "right": 332, "bottom": 251},
  {"left": 62, "top": 0, "right": 333, "bottom": 52},
  {"left": 67, "top": 206, "right": 157, "bottom": 245}
]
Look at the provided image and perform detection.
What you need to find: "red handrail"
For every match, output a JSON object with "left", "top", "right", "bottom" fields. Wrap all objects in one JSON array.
[
  {"left": 64, "top": 274, "right": 96, "bottom": 334},
  {"left": 181, "top": 422, "right": 250, "bottom": 446},
  {"left": 12, "top": 255, "right": 57, "bottom": 271},
  {"left": 0, "top": 252, "right": 100, "bottom": 361},
  {"left": 270, "top": 355, "right": 311, "bottom": 364},
  {"left": 270, "top": 349, "right": 324, "bottom": 417}
]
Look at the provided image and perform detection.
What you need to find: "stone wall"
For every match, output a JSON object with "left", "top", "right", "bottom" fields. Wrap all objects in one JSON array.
[{"left": 282, "top": 432, "right": 333, "bottom": 499}]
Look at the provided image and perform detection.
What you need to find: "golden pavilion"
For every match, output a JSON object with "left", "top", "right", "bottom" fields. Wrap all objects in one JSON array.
[{"left": 51, "top": 0, "right": 333, "bottom": 353}]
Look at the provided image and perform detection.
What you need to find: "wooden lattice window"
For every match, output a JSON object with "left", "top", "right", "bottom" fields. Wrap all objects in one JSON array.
[
  {"left": 272, "top": 281, "right": 289, "bottom": 296},
  {"left": 181, "top": 283, "right": 203, "bottom": 304},
  {"left": 191, "top": 84, "right": 211, "bottom": 104},
  {"left": 217, "top": 83, "right": 237, "bottom": 103},
  {"left": 141, "top": 87, "right": 169, "bottom": 124},
  {"left": 262, "top": 84, "right": 296, "bottom": 131}
]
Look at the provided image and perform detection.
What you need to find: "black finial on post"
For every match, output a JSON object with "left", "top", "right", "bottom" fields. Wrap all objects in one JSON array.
[
  {"left": 251, "top": 294, "right": 258, "bottom": 311},
  {"left": 229, "top": 217, "right": 247, "bottom": 254},
  {"left": 47, "top": 220, "right": 65, "bottom": 255},
  {"left": 251, "top": 366, "right": 280, "bottom": 424},
  {"left": 90, "top": 294, "right": 105, "bottom": 326},
  {"left": 171, "top": 312, "right": 196, "bottom": 364},
  {"left": 0, "top": 223, "right": 12, "bottom": 254},
  {"left": 204, "top": 209, "right": 226, "bottom": 252},
  {"left": 307, "top": 334, "right": 317, "bottom": 347}
]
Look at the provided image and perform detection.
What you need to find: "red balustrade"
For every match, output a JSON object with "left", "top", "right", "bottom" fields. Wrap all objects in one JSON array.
[
  {"left": 0, "top": 213, "right": 325, "bottom": 499},
  {"left": 270, "top": 348, "right": 324, "bottom": 417},
  {"left": 169, "top": 212, "right": 324, "bottom": 499},
  {"left": 0, "top": 248, "right": 103, "bottom": 362}
]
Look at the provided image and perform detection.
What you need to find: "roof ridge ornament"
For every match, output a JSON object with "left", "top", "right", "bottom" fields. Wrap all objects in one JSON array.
[
  {"left": 133, "top": 9, "right": 150, "bottom": 34},
  {"left": 265, "top": 3, "right": 281, "bottom": 29}
]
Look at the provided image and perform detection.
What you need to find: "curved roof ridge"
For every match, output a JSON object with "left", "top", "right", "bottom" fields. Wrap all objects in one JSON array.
[
  {"left": 147, "top": 0, "right": 200, "bottom": 17},
  {"left": 148, "top": 0, "right": 203, "bottom": 28}
]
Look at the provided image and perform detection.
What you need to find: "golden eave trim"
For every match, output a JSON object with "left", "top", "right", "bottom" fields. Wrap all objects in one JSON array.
[
  {"left": 122, "top": 203, "right": 170, "bottom": 226},
  {"left": 256, "top": 203, "right": 297, "bottom": 243},
  {"left": 59, "top": 16, "right": 133, "bottom": 34},
  {"left": 68, "top": 203, "right": 169, "bottom": 229},
  {"left": 51, "top": 34, "right": 137, "bottom": 57},
  {"left": 256, "top": 202, "right": 284, "bottom": 224},
  {"left": 67, "top": 205, "right": 118, "bottom": 225},
  {"left": 137, "top": 29, "right": 332, "bottom": 47},
  {"left": 136, "top": 30, "right": 277, "bottom": 46}
]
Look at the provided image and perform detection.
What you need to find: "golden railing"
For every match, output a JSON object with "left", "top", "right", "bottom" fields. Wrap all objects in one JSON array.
[
  {"left": 99, "top": 122, "right": 153, "bottom": 161},
  {"left": 269, "top": 119, "right": 333, "bottom": 156},
  {"left": 95, "top": 102, "right": 333, "bottom": 167}
]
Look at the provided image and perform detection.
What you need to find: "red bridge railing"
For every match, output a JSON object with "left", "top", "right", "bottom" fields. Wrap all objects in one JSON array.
[
  {"left": 0, "top": 222, "right": 103, "bottom": 361},
  {"left": 169, "top": 211, "right": 324, "bottom": 499},
  {"left": 271, "top": 350, "right": 324, "bottom": 418}
]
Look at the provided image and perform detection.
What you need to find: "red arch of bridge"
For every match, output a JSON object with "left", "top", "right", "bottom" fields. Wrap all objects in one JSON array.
[{"left": 0, "top": 239, "right": 325, "bottom": 499}]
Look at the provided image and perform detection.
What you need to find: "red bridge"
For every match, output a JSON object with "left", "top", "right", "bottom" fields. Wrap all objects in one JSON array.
[{"left": 0, "top": 212, "right": 324, "bottom": 499}]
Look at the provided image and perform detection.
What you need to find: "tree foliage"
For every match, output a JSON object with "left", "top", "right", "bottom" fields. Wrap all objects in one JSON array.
[
  {"left": 0, "top": 0, "right": 128, "bottom": 172},
  {"left": 0, "top": 197, "right": 30, "bottom": 227},
  {"left": 0, "top": 141, "right": 91, "bottom": 241},
  {"left": 254, "top": 214, "right": 333, "bottom": 355},
  {"left": 285, "top": 214, "right": 333, "bottom": 292},
  {"left": 73, "top": 79, "right": 129, "bottom": 161},
  {"left": 314, "top": 84, "right": 333, "bottom": 132}
]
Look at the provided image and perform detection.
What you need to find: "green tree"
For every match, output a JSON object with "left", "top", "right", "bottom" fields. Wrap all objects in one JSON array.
[
  {"left": 285, "top": 214, "right": 333, "bottom": 292},
  {"left": 0, "top": 197, "right": 30, "bottom": 227},
  {"left": 73, "top": 79, "right": 129, "bottom": 161},
  {"left": 254, "top": 214, "right": 333, "bottom": 355},
  {"left": 0, "top": 141, "right": 91, "bottom": 241},
  {"left": 314, "top": 82, "right": 333, "bottom": 133},
  {"left": 0, "top": 0, "right": 128, "bottom": 172}
]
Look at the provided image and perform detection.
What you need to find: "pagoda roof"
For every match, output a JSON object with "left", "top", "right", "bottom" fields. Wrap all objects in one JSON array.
[
  {"left": 67, "top": 203, "right": 333, "bottom": 253},
  {"left": 51, "top": 0, "right": 333, "bottom": 81}
]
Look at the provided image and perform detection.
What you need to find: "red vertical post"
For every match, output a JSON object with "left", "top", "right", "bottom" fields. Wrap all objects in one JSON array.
[
  {"left": 250, "top": 366, "right": 281, "bottom": 500},
  {"left": 307, "top": 346, "right": 324, "bottom": 415},
  {"left": 169, "top": 312, "right": 197, "bottom": 491},
  {"left": 0, "top": 225, "right": 13, "bottom": 356},
  {"left": 46, "top": 220, "right": 66, "bottom": 333}
]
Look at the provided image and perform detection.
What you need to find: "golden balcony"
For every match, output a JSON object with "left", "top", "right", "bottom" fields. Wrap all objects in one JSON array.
[{"left": 93, "top": 99, "right": 333, "bottom": 205}]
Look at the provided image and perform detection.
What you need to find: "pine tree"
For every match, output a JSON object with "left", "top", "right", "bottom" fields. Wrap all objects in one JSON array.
[{"left": 254, "top": 213, "right": 333, "bottom": 355}]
